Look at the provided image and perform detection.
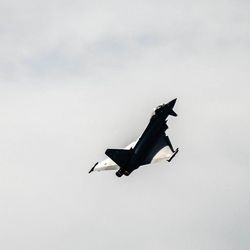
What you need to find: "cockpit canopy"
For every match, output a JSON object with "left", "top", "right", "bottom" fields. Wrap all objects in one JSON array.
[{"left": 151, "top": 103, "right": 165, "bottom": 117}]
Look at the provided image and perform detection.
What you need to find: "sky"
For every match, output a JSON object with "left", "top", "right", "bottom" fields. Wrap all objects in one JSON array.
[{"left": 0, "top": 0, "right": 250, "bottom": 249}]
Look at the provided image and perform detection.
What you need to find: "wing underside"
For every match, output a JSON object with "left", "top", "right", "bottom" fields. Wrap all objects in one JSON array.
[
  {"left": 91, "top": 135, "right": 178, "bottom": 173},
  {"left": 142, "top": 134, "right": 177, "bottom": 166}
]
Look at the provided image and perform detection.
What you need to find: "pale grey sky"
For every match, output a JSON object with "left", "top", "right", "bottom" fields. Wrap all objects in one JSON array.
[{"left": 0, "top": 0, "right": 250, "bottom": 249}]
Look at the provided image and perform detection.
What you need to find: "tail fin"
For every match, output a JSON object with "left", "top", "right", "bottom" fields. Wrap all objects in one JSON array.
[
  {"left": 105, "top": 149, "right": 132, "bottom": 168},
  {"left": 169, "top": 109, "right": 177, "bottom": 116}
]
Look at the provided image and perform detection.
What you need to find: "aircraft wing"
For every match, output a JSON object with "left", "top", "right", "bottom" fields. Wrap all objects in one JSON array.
[
  {"left": 91, "top": 158, "right": 119, "bottom": 172},
  {"left": 141, "top": 134, "right": 178, "bottom": 166},
  {"left": 90, "top": 139, "right": 138, "bottom": 173}
]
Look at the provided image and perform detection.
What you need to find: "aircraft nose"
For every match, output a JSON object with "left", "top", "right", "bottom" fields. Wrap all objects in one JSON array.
[{"left": 168, "top": 98, "right": 177, "bottom": 108}]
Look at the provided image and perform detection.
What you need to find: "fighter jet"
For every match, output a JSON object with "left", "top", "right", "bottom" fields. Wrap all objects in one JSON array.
[{"left": 89, "top": 99, "right": 179, "bottom": 177}]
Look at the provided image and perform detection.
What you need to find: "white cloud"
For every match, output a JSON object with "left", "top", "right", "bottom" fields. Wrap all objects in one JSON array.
[
  {"left": 0, "top": 0, "right": 250, "bottom": 82},
  {"left": 0, "top": 0, "right": 250, "bottom": 249}
]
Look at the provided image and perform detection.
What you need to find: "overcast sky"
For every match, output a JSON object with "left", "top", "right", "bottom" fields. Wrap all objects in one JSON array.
[{"left": 0, "top": 0, "right": 250, "bottom": 249}]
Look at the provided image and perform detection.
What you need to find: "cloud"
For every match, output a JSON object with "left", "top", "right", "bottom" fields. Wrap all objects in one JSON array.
[
  {"left": 0, "top": 0, "right": 250, "bottom": 82},
  {"left": 0, "top": 0, "right": 250, "bottom": 249}
]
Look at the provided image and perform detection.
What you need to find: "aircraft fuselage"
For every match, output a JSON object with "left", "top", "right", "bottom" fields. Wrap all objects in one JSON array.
[{"left": 116, "top": 99, "right": 177, "bottom": 176}]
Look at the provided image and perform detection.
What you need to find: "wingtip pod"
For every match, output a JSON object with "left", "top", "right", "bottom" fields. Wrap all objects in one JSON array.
[
  {"left": 89, "top": 162, "right": 98, "bottom": 173},
  {"left": 167, "top": 148, "right": 179, "bottom": 162},
  {"left": 88, "top": 167, "right": 95, "bottom": 174}
]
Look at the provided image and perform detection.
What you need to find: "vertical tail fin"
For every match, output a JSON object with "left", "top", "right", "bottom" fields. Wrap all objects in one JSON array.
[{"left": 105, "top": 149, "right": 132, "bottom": 168}]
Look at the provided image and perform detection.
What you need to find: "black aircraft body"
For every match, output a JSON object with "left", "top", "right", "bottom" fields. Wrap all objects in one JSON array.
[{"left": 90, "top": 99, "right": 178, "bottom": 177}]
